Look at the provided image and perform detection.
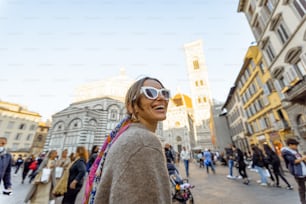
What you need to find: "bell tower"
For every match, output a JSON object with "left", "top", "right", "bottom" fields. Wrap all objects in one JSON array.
[{"left": 184, "top": 40, "right": 213, "bottom": 149}]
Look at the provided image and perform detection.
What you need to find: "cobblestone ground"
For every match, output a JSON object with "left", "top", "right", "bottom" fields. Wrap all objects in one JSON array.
[
  {"left": 0, "top": 162, "right": 300, "bottom": 204},
  {"left": 176, "top": 161, "right": 300, "bottom": 204}
]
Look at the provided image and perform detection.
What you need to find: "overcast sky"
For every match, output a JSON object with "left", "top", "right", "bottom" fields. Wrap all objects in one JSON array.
[{"left": 0, "top": 0, "right": 254, "bottom": 120}]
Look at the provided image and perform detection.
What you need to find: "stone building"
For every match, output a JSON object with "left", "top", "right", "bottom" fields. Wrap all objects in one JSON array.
[
  {"left": 238, "top": 0, "right": 306, "bottom": 150},
  {"left": 44, "top": 97, "right": 126, "bottom": 154},
  {"left": 163, "top": 93, "right": 196, "bottom": 153},
  {"left": 31, "top": 121, "right": 51, "bottom": 156},
  {"left": 0, "top": 101, "right": 42, "bottom": 159}
]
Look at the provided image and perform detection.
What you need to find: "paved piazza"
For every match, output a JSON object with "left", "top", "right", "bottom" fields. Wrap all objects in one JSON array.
[{"left": 0, "top": 162, "right": 300, "bottom": 204}]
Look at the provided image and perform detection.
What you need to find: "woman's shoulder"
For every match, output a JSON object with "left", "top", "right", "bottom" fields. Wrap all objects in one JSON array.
[
  {"left": 120, "top": 123, "right": 161, "bottom": 147},
  {"left": 123, "top": 123, "right": 155, "bottom": 137}
]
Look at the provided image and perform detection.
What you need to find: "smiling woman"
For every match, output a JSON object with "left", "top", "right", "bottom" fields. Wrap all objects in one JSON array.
[{"left": 83, "top": 76, "right": 171, "bottom": 204}]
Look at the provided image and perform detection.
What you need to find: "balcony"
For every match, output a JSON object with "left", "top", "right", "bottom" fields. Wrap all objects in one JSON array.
[{"left": 285, "top": 76, "right": 306, "bottom": 104}]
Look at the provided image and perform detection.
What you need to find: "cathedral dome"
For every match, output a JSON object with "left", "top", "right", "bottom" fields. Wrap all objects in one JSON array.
[
  {"left": 74, "top": 69, "right": 135, "bottom": 102},
  {"left": 172, "top": 94, "right": 193, "bottom": 108}
]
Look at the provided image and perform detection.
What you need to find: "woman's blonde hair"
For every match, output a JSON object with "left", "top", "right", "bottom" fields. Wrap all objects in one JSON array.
[
  {"left": 47, "top": 150, "right": 57, "bottom": 159},
  {"left": 76, "top": 146, "right": 88, "bottom": 162},
  {"left": 125, "top": 77, "right": 165, "bottom": 118}
]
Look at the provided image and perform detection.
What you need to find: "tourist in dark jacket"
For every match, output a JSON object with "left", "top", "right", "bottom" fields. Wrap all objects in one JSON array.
[
  {"left": 14, "top": 154, "right": 24, "bottom": 174},
  {"left": 165, "top": 143, "right": 175, "bottom": 163},
  {"left": 251, "top": 144, "right": 268, "bottom": 186},
  {"left": 232, "top": 145, "right": 249, "bottom": 184},
  {"left": 282, "top": 138, "right": 306, "bottom": 204},
  {"left": 62, "top": 146, "right": 88, "bottom": 204},
  {"left": 87, "top": 145, "right": 99, "bottom": 172},
  {"left": 0, "top": 137, "right": 13, "bottom": 195},
  {"left": 22, "top": 155, "right": 34, "bottom": 184}
]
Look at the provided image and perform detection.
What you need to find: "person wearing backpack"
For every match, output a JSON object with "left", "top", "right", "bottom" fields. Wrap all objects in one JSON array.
[{"left": 282, "top": 138, "right": 306, "bottom": 204}]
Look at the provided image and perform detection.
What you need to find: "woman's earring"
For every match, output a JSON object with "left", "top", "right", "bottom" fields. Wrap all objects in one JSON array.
[{"left": 131, "top": 114, "right": 139, "bottom": 122}]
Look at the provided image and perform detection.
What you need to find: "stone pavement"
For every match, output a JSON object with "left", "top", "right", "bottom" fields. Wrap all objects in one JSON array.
[
  {"left": 0, "top": 163, "right": 301, "bottom": 204},
  {"left": 177, "top": 161, "right": 300, "bottom": 204}
]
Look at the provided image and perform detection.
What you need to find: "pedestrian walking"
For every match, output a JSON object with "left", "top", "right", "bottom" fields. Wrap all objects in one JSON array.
[
  {"left": 181, "top": 146, "right": 191, "bottom": 178},
  {"left": 232, "top": 145, "right": 249, "bottom": 185},
  {"left": 83, "top": 76, "right": 171, "bottom": 204},
  {"left": 203, "top": 149, "right": 215, "bottom": 174},
  {"left": 28, "top": 153, "right": 45, "bottom": 183},
  {"left": 61, "top": 146, "right": 87, "bottom": 204},
  {"left": 263, "top": 152, "right": 276, "bottom": 185},
  {"left": 225, "top": 144, "right": 235, "bottom": 179},
  {"left": 282, "top": 138, "right": 306, "bottom": 204},
  {"left": 14, "top": 154, "right": 24, "bottom": 174},
  {"left": 263, "top": 144, "right": 293, "bottom": 189},
  {"left": 24, "top": 150, "right": 58, "bottom": 204},
  {"left": 56, "top": 149, "right": 71, "bottom": 180},
  {"left": 0, "top": 137, "right": 13, "bottom": 195},
  {"left": 22, "top": 155, "right": 35, "bottom": 184},
  {"left": 251, "top": 144, "right": 268, "bottom": 186}
]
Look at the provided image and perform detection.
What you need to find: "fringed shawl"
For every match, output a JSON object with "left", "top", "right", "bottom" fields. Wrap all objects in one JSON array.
[{"left": 83, "top": 116, "right": 131, "bottom": 204}]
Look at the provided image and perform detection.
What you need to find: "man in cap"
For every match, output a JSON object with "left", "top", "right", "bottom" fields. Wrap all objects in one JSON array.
[{"left": 282, "top": 138, "right": 306, "bottom": 204}]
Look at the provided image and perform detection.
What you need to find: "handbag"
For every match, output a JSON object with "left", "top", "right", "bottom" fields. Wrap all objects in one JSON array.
[
  {"left": 55, "top": 167, "right": 64, "bottom": 179},
  {"left": 264, "top": 169, "right": 271, "bottom": 178},
  {"left": 53, "top": 159, "right": 76, "bottom": 197},
  {"left": 41, "top": 168, "right": 52, "bottom": 183}
]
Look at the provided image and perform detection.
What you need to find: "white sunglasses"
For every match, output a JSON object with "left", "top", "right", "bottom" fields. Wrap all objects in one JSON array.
[{"left": 140, "top": 86, "right": 170, "bottom": 100}]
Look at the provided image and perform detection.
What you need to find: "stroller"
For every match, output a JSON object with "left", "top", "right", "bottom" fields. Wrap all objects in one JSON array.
[{"left": 167, "top": 163, "right": 194, "bottom": 204}]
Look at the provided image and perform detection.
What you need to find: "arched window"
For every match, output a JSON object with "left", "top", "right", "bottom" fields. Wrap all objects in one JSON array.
[
  {"left": 285, "top": 46, "right": 302, "bottom": 64},
  {"left": 68, "top": 118, "right": 82, "bottom": 130},
  {"left": 110, "top": 109, "right": 118, "bottom": 121},
  {"left": 53, "top": 121, "right": 65, "bottom": 132}
]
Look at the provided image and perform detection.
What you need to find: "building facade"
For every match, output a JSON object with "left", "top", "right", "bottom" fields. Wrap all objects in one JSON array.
[
  {"left": 45, "top": 97, "right": 126, "bottom": 154},
  {"left": 238, "top": 0, "right": 306, "bottom": 150},
  {"left": 0, "top": 101, "right": 41, "bottom": 158},
  {"left": 163, "top": 93, "right": 196, "bottom": 153},
  {"left": 210, "top": 100, "right": 232, "bottom": 152},
  {"left": 236, "top": 46, "right": 293, "bottom": 154},
  {"left": 222, "top": 87, "right": 249, "bottom": 153},
  {"left": 31, "top": 121, "right": 51, "bottom": 156},
  {"left": 184, "top": 40, "right": 213, "bottom": 149}
]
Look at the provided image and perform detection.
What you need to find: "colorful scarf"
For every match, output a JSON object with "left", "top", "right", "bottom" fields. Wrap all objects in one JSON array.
[{"left": 83, "top": 116, "right": 131, "bottom": 204}]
